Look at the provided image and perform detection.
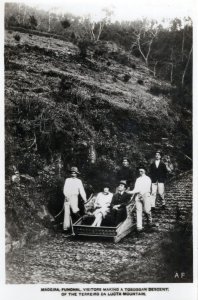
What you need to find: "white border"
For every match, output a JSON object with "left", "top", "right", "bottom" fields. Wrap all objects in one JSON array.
[{"left": 1, "top": 1, "right": 197, "bottom": 300}]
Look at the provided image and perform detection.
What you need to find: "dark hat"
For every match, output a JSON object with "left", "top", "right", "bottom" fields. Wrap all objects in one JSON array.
[
  {"left": 155, "top": 150, "right": 162, "bottom": 155},
  {"left": 119, "top": 180, "right": 127, "bottom": 187},
  {"left": 102, "top": 182, "right": 110, "bottom": 188},
  {"left": 70, "top": 166, "right": 80, "bottom": 174},
  {"left": 122, "top": 157, "right": 129, "bottom": 161},
  {"left": 138, "top": 165, "right": 147, "bottom": 171}
]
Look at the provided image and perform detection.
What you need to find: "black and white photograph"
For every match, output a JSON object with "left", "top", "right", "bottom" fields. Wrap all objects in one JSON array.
[{"left": 1, "top": 0, "right": 197, "bottom": 299}]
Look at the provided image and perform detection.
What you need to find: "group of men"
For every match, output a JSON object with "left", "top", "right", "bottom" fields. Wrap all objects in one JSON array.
[{"left": 63, "top": 150, "right": 170, "bottom": 234}]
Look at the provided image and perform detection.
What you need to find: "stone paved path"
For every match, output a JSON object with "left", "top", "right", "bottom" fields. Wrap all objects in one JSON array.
[{"left": 6, "top": 171, "right": 192, "bottom": 284}]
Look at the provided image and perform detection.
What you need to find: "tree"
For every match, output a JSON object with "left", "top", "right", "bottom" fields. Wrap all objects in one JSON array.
[
  {"left": 29, "top": 15, "right": 38, "bottom": 29},
  {"left": 61, "top": 19, "right": 71, "bottom": 29},
  {"left": 82, "top": 7, "right": 114, "bottom": 42},
  {"left": 131, "top": 19, "right": 159, "bottom": 66},
  {"left": 181, "top": 46, "right": 192, "bottom": 88}
]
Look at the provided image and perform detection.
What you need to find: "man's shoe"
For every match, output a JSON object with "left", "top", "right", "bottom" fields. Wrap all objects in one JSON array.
[
  {"left": 146, "top": 223, "right": 157, "bottom": 232},
  {"left": 63, "top": 229, "right": 73, "bottom": 236},
  {"left": 136, "top": 229, "right": 144, "bottom": 237}
]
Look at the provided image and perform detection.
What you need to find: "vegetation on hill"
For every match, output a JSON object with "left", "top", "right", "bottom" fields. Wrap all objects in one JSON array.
[{"left": 4, "top": 3, "right": 192, "bottom": 244}]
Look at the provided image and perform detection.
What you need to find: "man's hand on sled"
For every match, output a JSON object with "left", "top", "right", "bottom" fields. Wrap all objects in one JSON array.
[{"left": 113, "top": 204, "right": 121, "bottom": 210}]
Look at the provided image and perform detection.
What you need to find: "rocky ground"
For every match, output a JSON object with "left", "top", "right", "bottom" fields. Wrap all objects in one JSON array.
[{"left": 6, "top": 171, "right": 192, "bottom": 284}]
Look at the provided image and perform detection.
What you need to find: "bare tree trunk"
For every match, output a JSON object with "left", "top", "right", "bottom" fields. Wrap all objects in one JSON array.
[
  {"left": 181, "top": 29, "right": 185, "bottom": 62},
  {"left": 182, "top": 46, "right": 192, "bottom": 87},
  {"left": 17, "top": 3, "right": 21, "bottom": 24},
  {"left": 48, "top": 12, "right": 51, "bottom": 32},
  {"left": 136, "top": 32, "right": 155, "bottom": 66},
  {"left": 89, "top": 22, "right": 96, "bottom": 41},
  {"left": 145, "top": 38, "right": 154, "bottom": 66},
  {"left": 22, "top": 6, "right": 26, "bottom": 25},
  {"left": 153, "top": 61, "right": 158, "bottom": 77},
  {"left": 170, "top": 48, "right": 174, "bottom": 83},
  {"left": 137, "top": 34, "right": 147, "bottom": 65},
  {"left": 170, "top": 63, "right": 173, "bottom": 84},
  {"left": 96, "top": 21, "right": 104, "bottom": 42}
]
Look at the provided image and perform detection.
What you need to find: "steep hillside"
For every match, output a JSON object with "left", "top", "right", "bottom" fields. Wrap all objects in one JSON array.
[{"left": 5, "top": 29, "right": 191, "bottom": 245}]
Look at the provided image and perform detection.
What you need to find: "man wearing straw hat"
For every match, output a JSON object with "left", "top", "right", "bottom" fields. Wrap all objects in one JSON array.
[{"left": 63, "top": 166, "right": 87, "bottom": 232}]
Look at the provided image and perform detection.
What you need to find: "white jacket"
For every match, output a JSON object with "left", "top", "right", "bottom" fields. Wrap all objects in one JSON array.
[{"left": 63, "top": 177, "right": 86, "bottom": 201}]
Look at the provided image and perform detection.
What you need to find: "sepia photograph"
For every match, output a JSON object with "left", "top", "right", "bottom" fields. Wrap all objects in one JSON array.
[{"left": 1, "top": 0, "right": 197, "bottom": 298}]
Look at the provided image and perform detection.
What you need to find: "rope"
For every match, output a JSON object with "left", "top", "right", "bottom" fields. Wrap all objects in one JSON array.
[
  {"left": 54, "top": 193, "right": 94, "bottom": 219},
  {"left": 54, "top": 206, "right": 64, "bottom": 219},
  {"left": 84, "top": 193, "right": 94, "bottom": 204}
]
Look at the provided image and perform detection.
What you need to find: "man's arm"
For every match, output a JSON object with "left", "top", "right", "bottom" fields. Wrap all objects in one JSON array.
[
  {"left": 127, "top": 178, "right": 139, "bottom": 194},
  {"left": 63, "top": 179, "right": 68, "bottom": 197},
  {"left": 162, "top": 162, "right": 168, "bottom": 179},
  {"left": 78, "top": 180, "right": 87, "bottom": 202},
  {"left": 149, "top": 163, "right": 153, "bottom": 179}
]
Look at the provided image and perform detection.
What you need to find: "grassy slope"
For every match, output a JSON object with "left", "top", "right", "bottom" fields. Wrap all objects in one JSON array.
[
  {"left": 4, "top": 29, "right": 185, "bottom": 242},
  {"left": 5, "top": 30, "right": 176, "bottom": 159}
]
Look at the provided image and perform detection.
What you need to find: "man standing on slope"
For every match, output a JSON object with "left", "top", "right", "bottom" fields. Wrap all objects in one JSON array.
[
  {"left": 149, "top": 151, "right": 167, "bottom": 210},
  {"left": 127, "top": 166, "right": 153, "bottom": 233},
  {"left": 63, "top": 167, "right": 87, "bottom": 232},
  {"left": 116, "top": 157, "right": 134, "bottom": 189}
]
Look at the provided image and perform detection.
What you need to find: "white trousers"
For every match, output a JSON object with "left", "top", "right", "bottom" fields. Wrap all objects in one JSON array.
[
  {"left": 63, "top": 195, "right": 79, "bottom": 230},
  {"left": 135, "top": 193, "right": 152, "bottom": 231},
  {"left": 151, "top": 182, "right": 165, "bottom": 207}
]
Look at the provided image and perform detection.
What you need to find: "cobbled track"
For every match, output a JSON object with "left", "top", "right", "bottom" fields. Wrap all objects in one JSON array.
[{"left": 6, "top": 171, "right": 192, "bottom": 284}]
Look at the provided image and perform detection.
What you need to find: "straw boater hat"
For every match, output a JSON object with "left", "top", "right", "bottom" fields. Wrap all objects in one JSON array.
[{"left": 70, "top": 167, "right": 80, "bottom": 174}]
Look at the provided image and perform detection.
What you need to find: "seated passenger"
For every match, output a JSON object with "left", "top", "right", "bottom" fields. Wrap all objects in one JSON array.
[
  {"left": 108, "top": 180, "right": 131, "bottom": 226},
  {"left": 92, "top": 184, "right": 113, "bottom": 227}
]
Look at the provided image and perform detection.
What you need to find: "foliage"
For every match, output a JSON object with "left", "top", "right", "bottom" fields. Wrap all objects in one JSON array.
[
  {"left": 137, "top": 79, "right": 144, "bottom": 85},
  {"left": 29, "top": 15, "right": 38, "bottom": 29},
  {"left": 149, "top": 84, "right": 172, "bottom": 96},
  {"left": 14, "top": 34, "right": 21, "bottom": 42},
  {"left": 123, "top": 74, "right": 131, "bottom": 83},
  {"left": 61, "top": 19, "right": 71, "bottom": 29},
  {"left": 78, "top": 39, "right": 93, "bottom": 58}
]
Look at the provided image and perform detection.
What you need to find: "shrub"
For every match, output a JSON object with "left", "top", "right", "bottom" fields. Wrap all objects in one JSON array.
[
  {"left": 123, "top": 74, "right": 131, "bottom": 83},
  {"left": 8, "top": 15, "right": 18, "bottom": 27},
  {"left": 149, "top": 84, "right": 171, "bottom": 96},
  {"left": 14, "top": 34, "right": 21, "bottom": 42},
  {"left": 59, "top": 78, "right": 73, "bottom": 95},
  {"left": 78, "top": 39, "right": 93, "bottom": 59},
  {"left": 131, "top": 64, "right": 136, "bottom": 69},
  {"left": 29, "top": 15, "right": 38, "bottom": 29},
  {"left": 137, "top": 79, "right": 144, "bottom": 85},
  {"left": 61, "top": 19, "right": 71, "bottom": 29}
]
